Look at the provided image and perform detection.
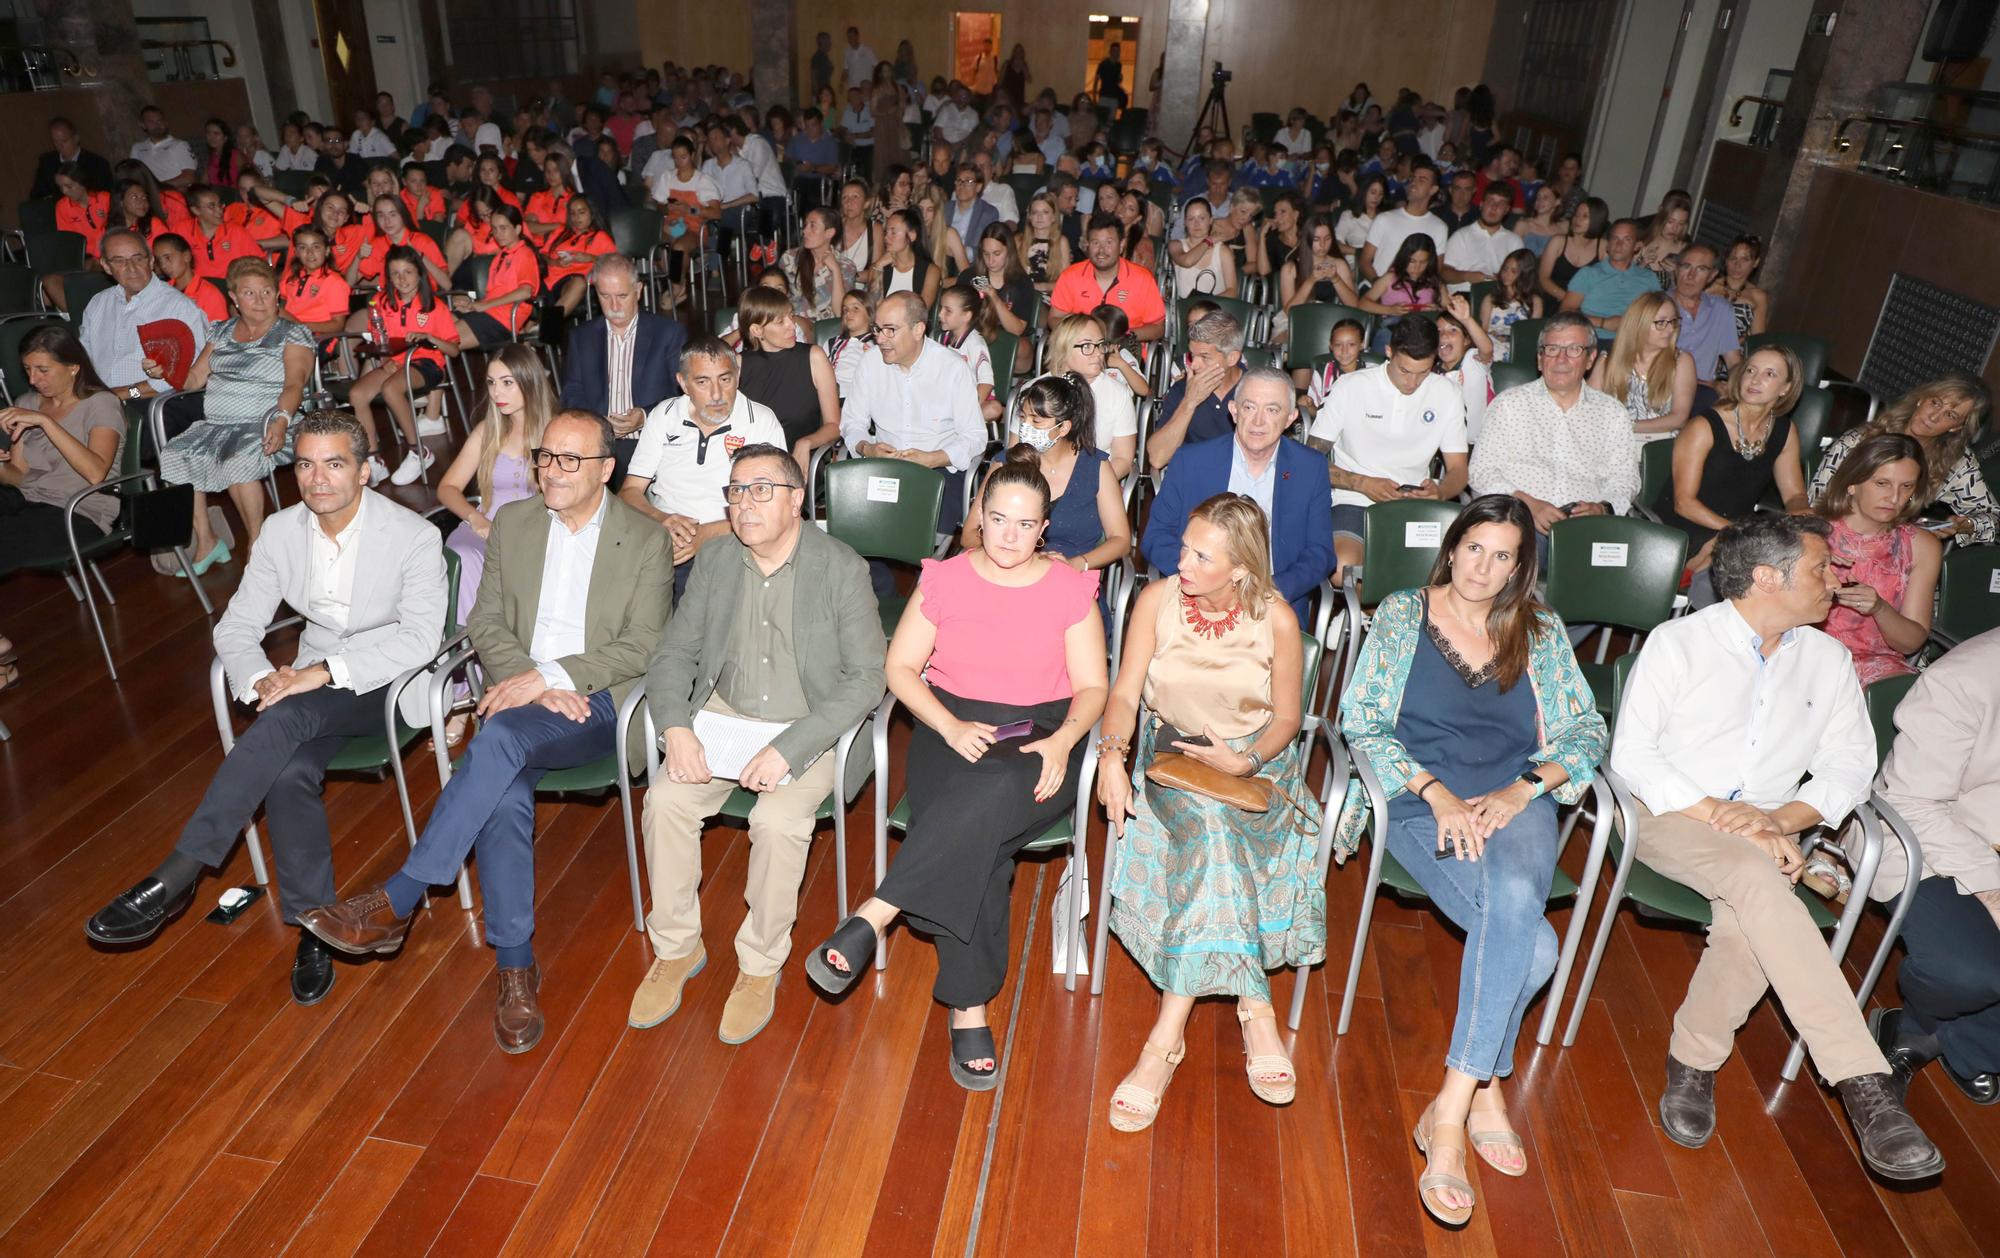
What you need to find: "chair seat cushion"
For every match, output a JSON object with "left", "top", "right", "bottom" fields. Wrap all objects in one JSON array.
[
  {"left": 718, "top": 784, "right": 836, "bottom": 823},
  {"left": 326, "top": 718, "right": 425, "bottom": 773}
]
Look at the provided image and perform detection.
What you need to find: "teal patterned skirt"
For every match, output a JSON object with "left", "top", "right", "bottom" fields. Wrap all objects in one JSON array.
[{"left": 1107, "top": 717, "right": 1327, "bottom": 1001}]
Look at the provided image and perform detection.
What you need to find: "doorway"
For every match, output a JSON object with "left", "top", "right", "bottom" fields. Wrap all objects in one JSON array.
[
  {"left": 312, "top": 0, "right": 378, "bottom": 126},
  {"left": 1084, "top": 15, "right": 1141, "bottom": 112},
  {"left": 952, "top": 12, "right": 1002, "bottom": 96}
]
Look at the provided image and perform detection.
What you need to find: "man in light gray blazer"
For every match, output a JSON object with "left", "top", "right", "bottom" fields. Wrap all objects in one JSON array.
[{"left": 86, "top": 412, "right": 447, "bottom": 1007}]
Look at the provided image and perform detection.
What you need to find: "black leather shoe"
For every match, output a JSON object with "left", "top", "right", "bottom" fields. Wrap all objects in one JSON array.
[
  {"left": 1869, "top": 1006, "right": 1937, "bottom": 1103},
  {"left": 1942, "top": 1061, "right": 2000, "bottom": 1105},
  {"left": 1660, "top": 1054, "right": 1717, "bottom": 1149},
  {"left": 291, "top": 930, "right": 336, "bottom": 1006},
  {"left": 1836, "top": 1072, "right": 1944, "bottom": 1180},
  {"left": 85, "top": 877, "right": 196, "bottom": 945}
]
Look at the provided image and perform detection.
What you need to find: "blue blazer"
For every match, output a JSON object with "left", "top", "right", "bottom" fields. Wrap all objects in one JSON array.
[
  {"left": 561, "top": 312, "right": 686, "bottom": 418},
  {"left": 952, "top": 197, "right": 1000, "bottom": 250},
  {"left": 1141, "top": 435, "right": 1335, "bottom": 625}
]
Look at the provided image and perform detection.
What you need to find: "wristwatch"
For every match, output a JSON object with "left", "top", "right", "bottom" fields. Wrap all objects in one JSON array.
[
  {"left": 1518, "top": 770, "right": 1547, "bottom": 799},
  {"left": 126, "top": 385, "right": 146, "bottom": 400}
]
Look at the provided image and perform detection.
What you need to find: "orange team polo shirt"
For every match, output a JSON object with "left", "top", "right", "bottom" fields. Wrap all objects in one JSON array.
[
  {"left": 400, "top": 186, "right": 446, "bottom": 225},
  {"left": 523, "top": 189, "right": 572, "bottom": 241},
  {"left": 540, "top": 228, "right": 612, "bottom": 283},
  {"left": 357, "top": 229, "right": 445, "bottom": 285},
  {"left": 281, "top": 266, "right": 352, "bottom": 326},
  {"left": 326, "top": 223, "right": 371, "bottom": 274},
  {"left": 481, "top": 242, "right": 542, "bottom": 330},
  {"left": 225, "top": 200, "right": 286, "bottom": 243},
  {"left": 459, "top": 185, "right": 523, "bottom": 227},
  {"left": 190, "top": 220, "right": 263, "bottom": 280},
  {"left": 183, "top": 276, "right": 230, "bottom": 322},
  {"left": 377, "top": 293, "right": 460, "bottom": 369},
  {"left": 1050, "top": 257, "right": 1165, "bottom": 329},
  {"left": 58, "top": 192, "right": 111, "bottom": 254},
  {"left": 160, "top": 189, "right": 196, "bottom": 235}
]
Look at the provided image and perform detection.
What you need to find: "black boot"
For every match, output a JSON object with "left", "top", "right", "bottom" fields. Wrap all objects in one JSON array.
[
  {"left": 1659, "top": 1054, "right": 1717, "bottom": 1148},
  {"left": 291, "top": 929, "right": 336, "bottom": 1006},
  {"left": 1835, "top": 1072, "right": 1945, "bottom": 1180}
]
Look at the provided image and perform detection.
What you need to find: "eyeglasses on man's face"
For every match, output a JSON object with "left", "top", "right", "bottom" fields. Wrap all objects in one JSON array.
[
  {"left": 530, "top": 447, "right": 614, "bottom": 472},
  {"left": 1538, "top": 341, "right": 1593, "bottom": 359},
  {"left": 723, "top": 479, "right": 801, "bottom": 503}
]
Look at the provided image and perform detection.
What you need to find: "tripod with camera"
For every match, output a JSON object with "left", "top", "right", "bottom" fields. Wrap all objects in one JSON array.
[{"left": 1182, "top": 62, "right": 1233, "bottom": 161}]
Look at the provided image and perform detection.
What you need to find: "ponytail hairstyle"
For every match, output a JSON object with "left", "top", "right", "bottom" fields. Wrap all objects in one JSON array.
[{"left": 1011, "top": 371, "right": 1097, "bottom": 455}]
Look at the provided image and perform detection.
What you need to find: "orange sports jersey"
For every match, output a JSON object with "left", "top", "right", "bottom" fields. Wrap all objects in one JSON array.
[
  {"left": 326, "top": 223, "right": 371, "bottom": 274},
  {"left": 539, "top": 228, "right": 612, "bottom": 283},
  {"left": 459, "top": 185, "right": 523, "bottom": 227},
  {"left": 57, "top": 192, "right": 111, "bottom": 253},
  {"left": 356, "top": 229, "right": 445, "bottom": 285},
  {"left": 225, "top": 200, "right": 286, "bottom": 243},
  {"left": 400, "top": 186, "right": 446, "bottom": 224},
  {"left": 182, "top": 276, "right": 230, "bottom": 322},
  {"left": 281, "top": 266, "right": 352, "bottom": 326},
  {"left": 160, "top": 188, "right": 193, "bottom": 228},
  {"left": 523, "top": 189, "right": 572, "bottom": 241},
  {"left": 480, "top": 241, "right": 542, "bottom": 332},
  {"left": 463, "top": 217, "right": 497, "bottom": 256},
  {"left": 375, "top": 291, "right": 460, "bottom": 369},
  {"left": 189, "top": 221, "right": 263, "bottom": 280}
]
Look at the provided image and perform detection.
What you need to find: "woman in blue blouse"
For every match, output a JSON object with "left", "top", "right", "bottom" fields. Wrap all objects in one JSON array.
[
  {"left": 959, "top": 373, "right": 1129, "bottom": 577},
  {"left": 1338, "top": 494, "right": 1607, "bottom": 1228}
]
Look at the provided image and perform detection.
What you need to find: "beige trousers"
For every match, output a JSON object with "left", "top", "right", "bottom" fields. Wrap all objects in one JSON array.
[
  {"left": 641, "top": 697, "right": 838, "bottom": 976},
  {"left": 1633, "top": 807, "right": 1888, "bottom": 1083}
]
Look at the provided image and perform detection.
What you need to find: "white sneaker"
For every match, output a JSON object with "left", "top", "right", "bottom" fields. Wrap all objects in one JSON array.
[
  {"left": 390, "top": 448, "right": 434, "bottom": 485},
  {"left": 416, "top": 415, "right": 448, "bottom": 437},
  {"left": 367, "top": 454, "right": 391, "bottom": 483}
]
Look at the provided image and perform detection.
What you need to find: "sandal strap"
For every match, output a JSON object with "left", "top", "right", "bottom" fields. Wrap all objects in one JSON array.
[
  {"left": 1236, "top": 1005, "right": 1277, "bottom": 1025},
  {"left": 1140, "top": 1039, "right": 1187, "bottom": 1066},
  {"left": 949, "top": 1022, "right": 997, "bottom": 1067},
  {"left": 1467, "top": 1126, "right": 1524, "bottom": 1153}
]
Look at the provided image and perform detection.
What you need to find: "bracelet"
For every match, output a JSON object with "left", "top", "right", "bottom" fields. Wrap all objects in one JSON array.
[
  {"left": 1416, "top": 778, "right": 1440, "bottom": 803},
  {"left": 1096, "top": 733, "right": 1131, "bottom": 756}
]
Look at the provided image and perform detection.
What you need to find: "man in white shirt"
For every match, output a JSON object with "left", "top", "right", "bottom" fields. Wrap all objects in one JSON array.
[
  {"left": 702, "top": 121, "right": 764, "bottom": 259},
  {"left": 1360, "top": 160, "right": 1447, "bottom": 281},
  {"left": 972, "top": 150, "right": 1018, "bottom": 224},
  {"left": 841, "top": 292, "right": 985, "bottom": 593},
  {"left": 933, "top": 83, "right": 979, "bottom": 146},
  {"left": 732, "top": 117, "right": 789, "bottom": 255},
  {"left": 299, "top": 409, "right": 672, "bottom": 1054},
  {"left": 1441, "top": 184, "right": 1525, "bottom": 294},
  {"left": 79, "top": 228, "right": 210, "bottom": 418},
  {"left": 129, "top": 106, "right": 196, "bottom": 188},
  {"left": 620, "top": 337, "right": 788, "bottom": 602},
  {"left": 843, "top": 26, "right": 878, "bottom": 91},
  {"left": 1308, "top": 317, "right": 1469, "bottom": 574},
  {"left": 1610, "top": 512, "right": 1943, "bottom": 1181},
  {"left": 348, "top": 108, "right": 398, "bottom": 161},
  {"left": 1469, "top": 313, "right": 1638, "bottom": 550},
  {"left": 85, "top": 414, "right": 447, "bottom": 1006}
]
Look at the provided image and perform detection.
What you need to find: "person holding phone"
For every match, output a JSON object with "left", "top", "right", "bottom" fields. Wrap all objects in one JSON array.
[
  {"left": 805, "top": 457, "right": 1107, "bottom": 1091},
  {"left": 1807, "top": 371, "right": 1996, "bottom": 544},
  {"left": 1097, "top": 494, "right": 1322, "bottom": 1132},
  {"left": 1336, "top": 494, "right": 1605, "bottom": 1226},
  {"left": 1814, "top": 432, "right": 1941, "bottom": 686}
]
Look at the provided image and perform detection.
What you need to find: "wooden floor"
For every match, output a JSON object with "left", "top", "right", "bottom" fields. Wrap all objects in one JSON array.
[{"left": 5, "top": 501, "right": 2000, "bottom": 1257}]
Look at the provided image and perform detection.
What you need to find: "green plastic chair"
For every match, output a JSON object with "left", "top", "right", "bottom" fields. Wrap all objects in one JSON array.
[
  {"left": 606, "top": 205, "right": 666, "bottom": 305},
  {"left": 1005, "top": 172, "right": 1043, "bottom": 214},
  {"left": 1637, "top": 436, "right": 1675, "bottom": 520},
  {"left": 710, "top": 305, "right": 737, "bottom": 337},
  {"left": 1506, "top": 317, "right": 1549, "bottom": 363},
  {"left": 1239, "top": 345, "right": 1277, "bottom": 368},
  {"left": 1746, "top": 331, "right": 1830, "bottom": 387},
  {"left": 1933, "top": 544, "right": 2000, "bottom": 648},
  {"left": 1788, "top": 386, "right": 1837, "bottom": 480},
  {"left": 1286, "top": 302, "right": 1374, "bottom": 372},
  {"left": 1173, "top": 294, "right": 1265, "bottom": 351},
  {"left": 1465, "top": 280, "right": 1498, "bottom": 322},
  {"left": 21, "top": 230, "right": 84, "bottom": 282},
  {"left": 1337, "top": 498, "right": 1464, "bottom": 695},
  {"left": 15, "top": 200, "right": 57, "bottom": 237},
  {"left": 1489, "top": 360, "right": 1540, "bottom": 394},
  {"left": 814, "top": 316, "right": 844, "bottom": 348},
  {"left": 0, "top": 262, "right": 35, "bottom": 314},
  {"left": 1544, "top": 516, "right": 1688, "bottom": 716},
  {"left": 52, "top": 268, "right": 114, "bottom": 317},
  {"left": 823, "top": 457, "right": 946, "bottom": 638},
  {"left": 988, "top": 330, "right": 1020, "bottom": 407},
  {"left": 1865, "top": 673, "right": 1919, "bottom": 769}
]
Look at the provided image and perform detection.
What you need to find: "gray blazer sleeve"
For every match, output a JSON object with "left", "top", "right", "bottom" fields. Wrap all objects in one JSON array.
[
  {"left": 211, "top": 517, "right": 290, "bottom": 699},
  {"left": 338, "top": 518, "right": 448, "bottom": 695},
  {"left": 770, "top": 540, "right": 887, "bottom": 770}
]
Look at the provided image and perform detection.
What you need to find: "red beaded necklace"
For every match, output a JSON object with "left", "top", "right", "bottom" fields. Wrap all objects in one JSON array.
[{"left": 1181, "top": 592, "right": 1243, "bottom": 638}]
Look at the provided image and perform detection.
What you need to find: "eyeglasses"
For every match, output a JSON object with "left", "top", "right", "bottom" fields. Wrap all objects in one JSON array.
[
  {"left": 1538, "top": 342, "right": 1593, "bottom": 359},
  {"left": 103, "top": 254, "right": 151, "bottom": 269},
  {"left": 870, "top": 323, "right": 904, "bottom": 338},
  {"left": 529, "top": 447, "right": 615, "bottom": 471},
  {"left": 1071, "top": 339, "right": 1106, "bottom": 353},
  {"left": 723, "top": 479, "right": 802, "bottom": 502},
  {"left": 1650, "top": 317, "right": 1680, "bottom": 329},
  {"left": 955, "top": 176, "right": 978, "bottom": 186}
]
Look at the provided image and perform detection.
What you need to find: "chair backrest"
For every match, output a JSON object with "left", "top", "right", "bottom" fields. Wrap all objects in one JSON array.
[
  {"left": 1544, "top": 515, "right": 1688, "bottom": 631},
  {"left": 16, "top": 200, "right": 58, "bottom": 236},
  {"left": 442, "top": 546, "right": 464, "bottom": 636},
  {"left": 1490, "top": 360, "right": 1540, "bottom": 394},
  {"left": 1607, "top": 650, "right": 1640, "bottom": 728},
  {"left": 1005, "top": 172, "right": 1043, "bottom": 210},
  {"left": 272, "top": 171, "right": 313, "bottom": 200},
  {"left": 711, "top": 305, "right": 737, "bottom": 337},
  {"left": 1173, "top": 294, "right": 1263, "bottom": 352},
  {"left": 1935, "top": 544, "right": 2000, "bottom": 645},
  {"left": 1358, "top": 498, "right": 1461, "bottom": 605},
  {"left": 1746, "top": 331, "right": 1830, "bottom": 387},
  {"left": 608, "top": 205, "right": 663, "bottom": 259},
  {"left": 22, "top": 230, "right": 85, "bottom": 278},
  {"left": 0, "top": 263, "right": 34, "bottom": 314},
  {"left": 1788, "top": 385, "right": 1835, "bottom": 479},
  {"left": 58, "top": 269, "right": 115, "bottom": 315},
  {"left": 989, "top": 330, "right": 1019, "bottom": 405},
  {"left": 0, "top": 316, "right": 66, "bottom": 401},
  {"left": 814, "top": 316, "right": 843, "bottom": 348},
  {"left": 823, "top": 457, "right": 946, "bottom": 564},
  {"left": 1465, "top": 280, "right": 1498, "bottom": 321},
  {"left": 416, "top": 220, "right": 449, "bottom": 253},
  {"left": 1864, "top": 672, "right": 1918, "bottom": 772},
  {"left": 1286, "top": 302, "right": 1374, "bottom": 372},
  {"left": 457, "top": 253, "right": 494, "bottom": 299},
  {"left": 1506, "top": 317, "right": 1549, "bottom": 363},
  {"left": 1638, "top": 435, "right": 1674, "bottom": 515},
  {"left": 1239, "top": 345, "right": 1276, "bottom": 368}
]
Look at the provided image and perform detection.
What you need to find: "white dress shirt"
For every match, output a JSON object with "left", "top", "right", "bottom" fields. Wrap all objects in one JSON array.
[
  {"left": 1226, "top": 438, "right": 1278, "bottom": 521},
  {"left": 701, "top": 155, "right": 760, "bottom": 205},
  {"left": 530, "top": 493, "right": 610, "bottom": 691},
  {"left": 349, "top": 128, "right": 398, "bottom": 160},
  {"left": 739, "top": 133, "right": 788, "bottom": 199},
  {"left": 982, "top": 181, "right": 1020, "bottom": 225},
  {"left": 839, "top": 340, "right": 986, "bottom": 473},
  {"left": 1873, "top": 627, "right": 2000, "bottom": 899},
  {"left": 239, "top": 495, "right": 369, "bottom": 699},
  {"left": 1308, "top": 363, "right": 1467, "bottom": 508},
  {"left": 130, "top": 135, "right": 196, "bottom": 182},
  {"left": 1610, "top": 600, "right": 1875, "bottom": 826},
  {"left": 1469, "top": 378, "right": 1640, "bottom": 516},
  {"left": 628, "top": 392, "right": 787, "bottom": 524},
  {"left": 845, "top": 44, "right": 879, "bottom": 88},
  {"left": 78, "top": 276, "right": 211, "bottom": 396},
  {"left": 605, "top": 317, "right": 639, "bottom": 418},
  {"left": 1442, "top": 222, "right": 1526, "bottom": 294},
  {"left": 1363, "top": 207, "right": 1450, "bottom": 274},
  {"left": 933, "top": 102, "right": 979, "bottom": 145}
]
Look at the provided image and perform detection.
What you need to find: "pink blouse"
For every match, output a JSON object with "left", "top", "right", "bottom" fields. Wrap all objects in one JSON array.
[
  {"left": 1826, "top": 518, "right": 1919, "bottom": 687},
  {"left": 917, "top": 553, "right": 1100, "bottom": 704}
]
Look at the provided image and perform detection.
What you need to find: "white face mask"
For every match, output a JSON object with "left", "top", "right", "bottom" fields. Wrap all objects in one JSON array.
[{"left": 1015, "top": 420, "right": 1061, "bottom": 452}]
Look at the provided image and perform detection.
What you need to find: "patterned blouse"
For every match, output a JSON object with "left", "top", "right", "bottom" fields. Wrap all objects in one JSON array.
[
  {"left": 1809, "top": 426, "right": 1997, "bottom": 544},
  {"left": 1331, "top": 589, "right": 1609, "bottom": 861}
]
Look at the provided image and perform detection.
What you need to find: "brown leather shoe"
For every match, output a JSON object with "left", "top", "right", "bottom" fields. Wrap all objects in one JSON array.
[
  {"left": 494, "top": 964, "right": 543, "bottom": 1054},
  {"left": 298, "top": 888, "right": 412, "bottom": 956}
]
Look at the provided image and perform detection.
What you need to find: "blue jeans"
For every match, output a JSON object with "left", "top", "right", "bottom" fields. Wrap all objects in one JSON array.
[
  {"left": 401, "top": 689, "right": 617, "bottom": 949},
  {"left": 1384, "top": 794, "right": 1561, "bottom": 1080}
]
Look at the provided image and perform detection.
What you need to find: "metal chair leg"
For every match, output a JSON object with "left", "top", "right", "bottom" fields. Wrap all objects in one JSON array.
[
  {"left": 1781, "top": 804, "right": 1890, "bottom": 1082},
  {"left": 63, "top": 571, "right": 83, "bottom": 601},
  {"left": 88, "top": 560, "right": 115, "bottom": 603},
  {"left": 1536, "top": 777, "right": 1613, "bottom": 1046},
  {"left": 870, "top": 691, "right": 895, "bottom": 971},
  {"left": 1562, "top": 772, "right": 1643, "bottom": 1045},
  {"left": 1337, "top": 753, "right": 1393, "bottom": 1037}
]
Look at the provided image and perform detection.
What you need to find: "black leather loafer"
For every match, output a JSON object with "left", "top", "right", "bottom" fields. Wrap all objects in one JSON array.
[
  {"left": 291, "top": 930, "right": 336, "bottom": 1006},
  {"left": 85, "top": 878, "right": 196, "bottom": 945}
]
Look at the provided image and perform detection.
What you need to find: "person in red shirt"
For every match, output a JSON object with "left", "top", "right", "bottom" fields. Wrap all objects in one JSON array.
[
  {"left": 52, "top": 165, "right": 111, "bottom": 254},
  {"left": 451, "top": 204, "right": 541, "bottom": 345},
  {"left": 226, "top": 171, "right": 290, "bottom": 252},
  {"left": 1047, "top": 212, "right": 1167, "bottom": 342},
  {"left": 351, "top": 194, "right": 448, "bottom": 290},
  {"left": 458, "top": 154, "right": 522, "bottom": 229},
  {"left": 153, "top": 233, "right": 231, "bottom": 322},
  {"left": 522, "top": 153, "right": 573, "bottom": 245},
  {"left": 399, "top": 163, "right": 447, "bottom": 229},
  {"left": 348, "top": 246, "right": 462, "bottom": 485},
  {"left": 446, "top": 186, "right": 505, "bottom": 276},
  {"left": 310, "top": 190, "right": 371, "bottom": 275},
  {"left": 184, "top": 185, "right": 262, "bottom": 282},
  {"left": 278, "top": 225, "right": 352, "bottom": 337},
  {"left": 538, "top": 195, "right": 614, "bottom": 318}
]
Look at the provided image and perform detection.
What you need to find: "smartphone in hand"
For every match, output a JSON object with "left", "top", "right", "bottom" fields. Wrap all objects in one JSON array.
[{"left": 992, "top": 719, "right": 1036, "bottom": 741}]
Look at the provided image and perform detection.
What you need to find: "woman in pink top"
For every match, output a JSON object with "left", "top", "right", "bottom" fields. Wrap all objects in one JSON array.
[
  {"left": 1817, "top": 431, "right": 1942, "bottom": 685},
  {"left": 807, "top": 458, "right": 1108, "bottom": 1090}
]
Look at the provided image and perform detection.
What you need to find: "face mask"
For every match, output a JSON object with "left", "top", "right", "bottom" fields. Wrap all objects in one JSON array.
[
  {"left": 1314, "top": 163, "right": 1330, "bottom": 174},
  {"left": 1016, "top": 421, "right": 1060, "bottom": 452}
]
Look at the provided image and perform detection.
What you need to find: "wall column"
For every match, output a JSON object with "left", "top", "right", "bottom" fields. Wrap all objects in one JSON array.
[
  {"left": 1756, "top": 0, "right": 1930, "bottom": 297},
  {"left": 1154, "top": 0, "right": 1212, "bottom": 157},
  {"left": 24, "top": 0, "right": 152, "bottom": 153},
  {"left": 749, "top": 0, "right": 799, "bottom": 112}
]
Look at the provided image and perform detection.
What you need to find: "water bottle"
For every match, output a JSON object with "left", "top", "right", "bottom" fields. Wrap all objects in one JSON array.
[{"left": 369, "top": 298, "right": 388, "bottom": 350}]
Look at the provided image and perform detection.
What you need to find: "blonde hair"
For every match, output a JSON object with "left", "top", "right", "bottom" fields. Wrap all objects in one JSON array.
[
  {"left": 918, "top": 185, "right": 953, "bottom": 268},
  {"left": 1044, "top": 312, "right": 1105, "bottom": 374},
  {"left": 1187, "top": 493, "right": 1278, "bottom": 620},
  {"left": 1717, "top": 344, "right": 1804, "bottom": 417},
  {"left": 474, "top": 344, "right": 557, "bottom": 506},
  {"left": 1869, "top": 371, "right": 1991, "bottom": 505},
  {"left": 1604, "top": 290, "right": 1677, "bottom": 412},
  {"left": 225, "top": 255, "right": 278, "bottom": 291}
]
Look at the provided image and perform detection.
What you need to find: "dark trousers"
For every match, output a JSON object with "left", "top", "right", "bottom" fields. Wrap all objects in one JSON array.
[
  {"left": 610, "top": 433, "right": 639, "bottom": 494},
  {"left": 1898, "top": 874, "right": 2000, "bottom": 1076},
  {"left": 174, "top": 684, "right": 385, "bottom": 922},
  {"left": 399, "top": 689, "right": 617, "bottom": 950},
  {"left": 0, "top": 486, "right": 106, "bottom": 574}
]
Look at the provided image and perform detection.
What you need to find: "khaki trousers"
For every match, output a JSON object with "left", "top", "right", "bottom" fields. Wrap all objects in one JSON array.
[
  {"left": 641, "top": 697, "right": 838, "bottom": 976},
  {"left": 1634, "top": 807, "right": 1888, "bottom": 1083}
]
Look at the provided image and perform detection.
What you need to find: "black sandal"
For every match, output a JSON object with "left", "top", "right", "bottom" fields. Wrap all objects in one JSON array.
[
  {"left": 948, "top": 1020, "right": 1001, "bottom": 1092},
  {"left": 806, "top": 914, "right": 878, "bottom": 995}
]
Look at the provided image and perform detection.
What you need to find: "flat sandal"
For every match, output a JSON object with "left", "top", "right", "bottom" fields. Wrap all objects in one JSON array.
[
  {"left": 1413, "top": 1101, "right": 1475, "bottom": 1227},
  {"left": 1466, "top": 1109, "right": 1528, "bottom": 1177},
  {"left": 1109, "top": 1039, "right": 1186, "bottom": 1132},
  {"left": 1237, "top": 1005, "right": 1297, "bottom": 1105}
]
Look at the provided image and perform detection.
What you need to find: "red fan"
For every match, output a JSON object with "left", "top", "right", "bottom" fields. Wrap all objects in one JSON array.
[{"left": 137, "top": 318, "right": 197, "bottom": 389}]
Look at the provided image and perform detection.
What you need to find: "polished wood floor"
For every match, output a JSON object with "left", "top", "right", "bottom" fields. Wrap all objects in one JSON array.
[{"left": 5, "top": 497, "right": 2000, "bottom": 1257}]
